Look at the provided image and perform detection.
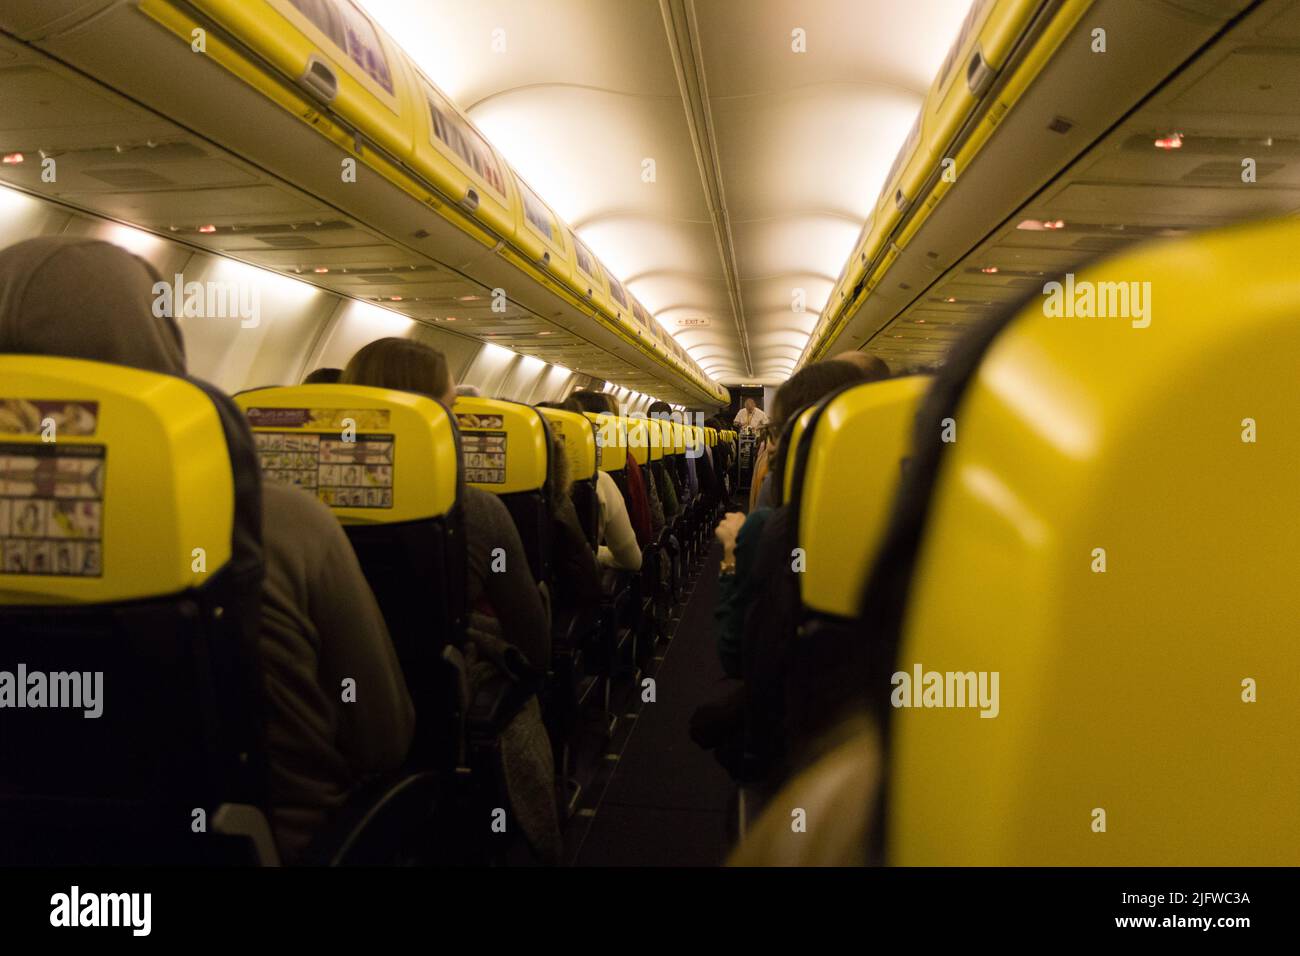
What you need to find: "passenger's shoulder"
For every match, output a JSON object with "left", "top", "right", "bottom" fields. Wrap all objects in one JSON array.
[
  {"left": 261, "top": 479, "right": 348, "bottom": 536},
  {"left": 729, "top": 716, "right": 880, "bottom": 867}
]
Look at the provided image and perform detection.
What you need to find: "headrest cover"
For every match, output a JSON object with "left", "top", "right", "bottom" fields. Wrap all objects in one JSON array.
[
  {"left": 1, "top": 356, "right": 240, "bottom": 604},
  {"left": 793, "top": 377, "right": 929, "bottom": 618},
  {"left": 236, "top": 384, "right": 457, "bottom": 523},
  {"left": 888, "top": 215, "right": 1300, "bottom": 864},
  {"left": 456, "top": 396, "right": 549, "bottom": 493},
  {"left": 625, "top": 417, "right": 651, "bottom": 466},
  {"left": 585, "top": 412, "right": 627, "bottom": 472},
  {"left": 537, "top": 407, "right": 596, "bottom": 481}
]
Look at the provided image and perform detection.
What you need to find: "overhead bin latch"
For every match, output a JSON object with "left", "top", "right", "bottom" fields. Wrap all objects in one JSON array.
[
  {"left": 461, "top": 188, "right": 480, "bottom": 214},
  {"left": 300, "top": 56, "right": 339, "bottom": 104},
  {"left": 966, "top": 48, "right": 995, "bottom": 97}
]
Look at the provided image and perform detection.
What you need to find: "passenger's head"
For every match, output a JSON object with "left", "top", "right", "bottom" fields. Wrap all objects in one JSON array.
[
  {"left": 303, "top": 367, "right": 342, "bottom": 385},
  {"left": 766, "top": 359, "right": 876, "bottom": 505},
  {"left": 831, "top": 351, "right": 890, "bottom": 381},
  {"left": 454, "top": 383, "right": 481, "bottom": 398},
  {"left": 743, "top": 397, "right": 757, "bottom": 411},
  {"left": 647, "top": 400, "right": 675, "bottom": 422},
  {"left": 0, "top": 237, "right": 185, "bottom": 374},
  {"left": 569, "top": 389, "right": 615, "bottom": 414},
  {"left": 341, "top": 337, "right": 453, "bottom": 405},
  {"left": 770, "top": 359, "right": 874, "bottom": 437}
]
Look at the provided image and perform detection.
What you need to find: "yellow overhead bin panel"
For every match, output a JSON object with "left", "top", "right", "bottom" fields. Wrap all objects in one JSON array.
[
  {"left": 604, "top": 267, "right": 634, "bottom": 328},
  {"left": 568, "top": 230, "right": 616, "bottom": 319},
  {"left": 190, "top": 0, "right": 415, "bottom": 160},
  {"left": 454, "top": 397, "right": 548, "bottom": 494},
  {"left": 0, "top": 357, "right": 233, "bottom": 606},
  {"left": 512, "top": 172, "right": 573, "bottom": 282},
  {"left": 537, "top": 406, "right": 596, "bottom": 482},
  {"left": 235, "top": 384, "right": 457, "bottom": 524},
  {"left": 890, "top": 217, "right": 1300, "bottom": 865},
  {"left": 409, "top": 70, "right": 517, "bottom": 240}
]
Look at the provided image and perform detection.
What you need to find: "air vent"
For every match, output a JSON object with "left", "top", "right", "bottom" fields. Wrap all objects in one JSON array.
[
  {"left": 256, "top": 235, "right": 321, "bottom": 248},
  {"left": 83, "top": 168, "right": 174, "bottom": 189},
  {"left": 356, "top": 274, "right": 407, "bottom": 284},
  {"left": 1048, "top": 116, "right": 1075, "bottom": 134},
  {"left": 1182, "top": 160, "right": 1284, "bottom": 182}
]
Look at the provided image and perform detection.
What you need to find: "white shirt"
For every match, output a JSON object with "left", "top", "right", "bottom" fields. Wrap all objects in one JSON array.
[
  {"left": 734, "top": 406, "right": 770, "bottom": 430},
  {"left": 595, "top": 470, "right": 642, "bottom": 572}
]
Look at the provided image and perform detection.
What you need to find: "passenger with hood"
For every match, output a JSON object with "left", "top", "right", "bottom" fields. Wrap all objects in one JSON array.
[{"left": 0, "top": 237, "right": 414, "bottom": 864}]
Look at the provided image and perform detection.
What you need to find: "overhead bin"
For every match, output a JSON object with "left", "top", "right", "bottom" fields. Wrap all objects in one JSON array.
[
  {"left": 802, "top": 0, "right": 1063, "bottom": 365},
  {"left": 512, "top": 172, "right": 573, "bottom": 280},
  {"left": 0, "top": 0, "right": 726, "bottom": 405},
  {"left": 409, "top": 69, "right": 518, "bottom": 240},
  {"left": 189, "top": 0, "right": 415, "bottom": 160}
]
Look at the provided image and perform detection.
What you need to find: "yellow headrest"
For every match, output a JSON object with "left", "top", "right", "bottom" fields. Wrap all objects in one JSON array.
[
  {"left": 585, "top": 412, "right": 627, "bottom": 472},
  {"left": 890, "top": 216, "right": 1300, "bottom": 865},
  {"left": 455, "top": 396, "right": 549, "bottom": 493},
  {"left": 625, "top": 417, "right": 651, "bottom": 466},
  {"left": 537, "top": 407, "right": 596, "bottom": 481},
  {"left": 643, "top": 418, "right": 664, "bottom": 461},
  {"left": 706, "top": 427, "right": 717, "bottom": 447},
  {"left": 236, "top": 384, "right": 456, "bottom": 523},
  {"left": 684, "top": 424, "right": 704, "bottom": 458},
  {"left": 791, "top": 377, "right": 929, "bottom": 617},
  {"left": 1, "top": 356, "right": 232, "bottom": 604},
  {"left": 660, "top": 419, "right": 684, "bottom": 455}
]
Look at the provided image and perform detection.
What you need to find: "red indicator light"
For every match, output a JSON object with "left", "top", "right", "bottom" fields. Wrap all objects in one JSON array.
[
  {"left": 2, "top": 153, "right": 24, "bottom": 165},
  {"left": 198, "top": 224, "right": 217, "bottom": 233},
  {"left": 1154, "top": 132, "right": 1183, "bottom": 150}
]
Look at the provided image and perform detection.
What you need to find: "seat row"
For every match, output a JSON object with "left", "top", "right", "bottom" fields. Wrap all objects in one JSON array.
[{"left": 0, "top": 367, "right": 732, "bottom": 864}]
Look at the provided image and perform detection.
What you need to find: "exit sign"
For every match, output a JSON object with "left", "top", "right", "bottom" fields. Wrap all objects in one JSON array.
[{"left": 675, "top": 317, "right": 710, "bottom": 328}]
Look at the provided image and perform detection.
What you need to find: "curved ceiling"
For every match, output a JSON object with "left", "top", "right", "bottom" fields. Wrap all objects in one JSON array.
[{"left": 362, "top": 0, "right": 972, "bottom": 385}]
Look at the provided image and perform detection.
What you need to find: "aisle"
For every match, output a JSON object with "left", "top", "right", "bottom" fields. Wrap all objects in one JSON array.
[{"left": 572, "top": 541, "right": 736, "bottom": 866}]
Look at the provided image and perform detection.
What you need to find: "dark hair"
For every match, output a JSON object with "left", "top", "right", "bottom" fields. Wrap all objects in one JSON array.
[
  {"left": 303, "top": 367, "right": 342, "bottom": 385},
  {"left": 341, "top": 338, "right": 451, "bottom": 401},
  {"left": 569, "top": 389, "right": 615, "bottom": 414},
  {"left": 767, "top": 359, "right": 875, "bottom": 504}
]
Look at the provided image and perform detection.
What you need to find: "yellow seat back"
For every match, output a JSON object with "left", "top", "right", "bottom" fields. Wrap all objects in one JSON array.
[
  {"left": 2, "top": 356, "right": 236, "bottom": 604},
  {"left": 626, "top": 417, "right": 652, "bottom": 466},
  {"left": 889, "top": 217, "right": 1300, "bottom": 865},
  {"left": 789, "top": 377, "right": 930, "bottom": 618},
  {"left": 537, "top": 407, "right": 596, "bottom": 481},
  {"left": 235, "top": 385, "right": 456, "bottom": 523},
  {"left": 643, "top": 418, "right": 665, "bottom": 462},
  {"left": 455, "top": 396, "right": 549, "bottom": 493},
  {"left": 585, "top": 412, "right": 627, "bottom": 473}
]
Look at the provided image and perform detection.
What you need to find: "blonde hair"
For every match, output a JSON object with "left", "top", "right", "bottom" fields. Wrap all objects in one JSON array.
[{"left": 341, "top": 337, "right": 451, "bottom": 400}]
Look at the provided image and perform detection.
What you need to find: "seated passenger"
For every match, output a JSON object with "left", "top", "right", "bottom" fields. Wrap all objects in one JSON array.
[
  {"left": 0, "top": 237, "right": 413, "bottom": 864},
  {"left": 534, "top": 403, "right": 603, "bottom": 614},
  {"left": 696, "top": 359, "right": 876, "bottom": 777},
  {"left": 569, "top": 389, "right": 653, "bottom": 548},
  {"left": 302, "top": 366, "right": 342, "bottom": 384},
  {"left": 454, "top": 383, "right": 482, "bottom": 397},
  {"left": 564, "top": 391, "right": 642, "bottom": 573},
  {"left": 339, "top": 337, "right": 560, "bottom": 862}
]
